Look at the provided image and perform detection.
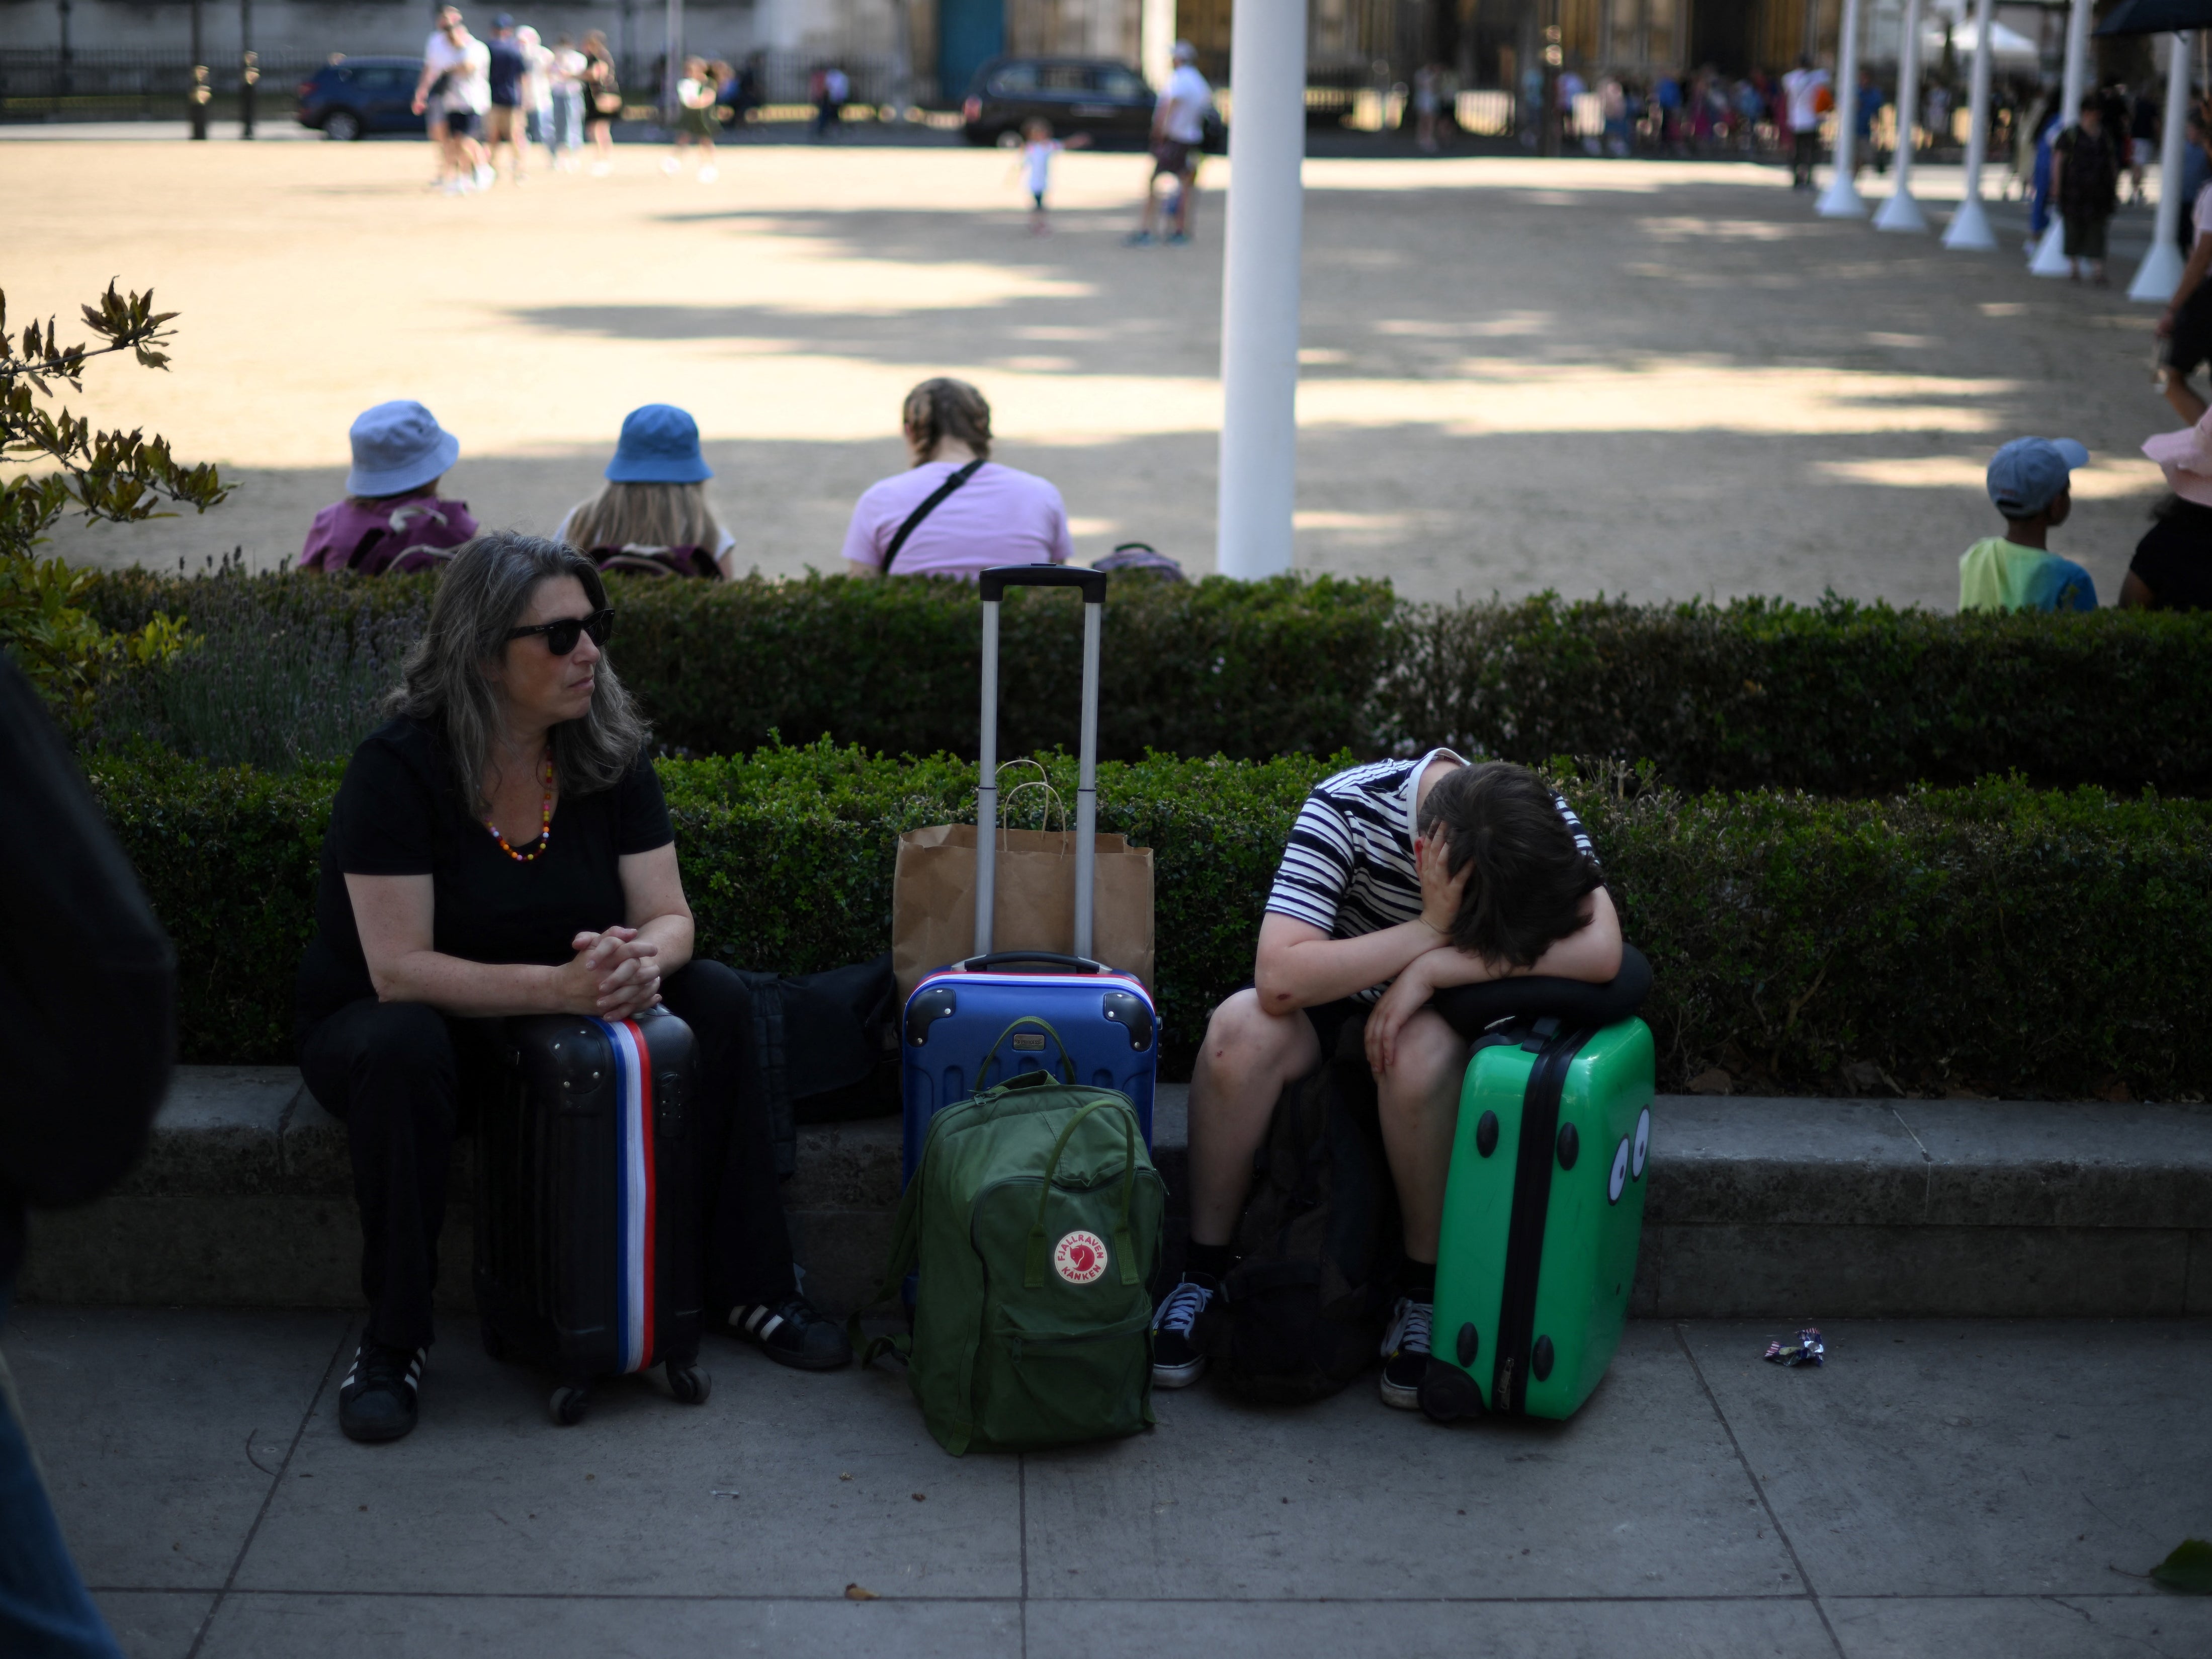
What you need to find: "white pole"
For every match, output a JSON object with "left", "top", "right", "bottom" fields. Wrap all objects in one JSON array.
[
  {"left": 1215, "top": 0, "right": 1307, "bottom": 580},
  {"left": 1142, "top": 0, "right": 1176, "bottom": 89},
  {"left": 2130, "top": 33, "right": 2194, "bottom": 299},
  {"left": 1875, "top": 0, "right": 1929, "bottom": 230},
  {"left": 1818, "top": 0, "right": 1868, "bottom": 215},
  {"left": 2030, "top": 0, "right": 2095, "bottom": 274},
  {"left": 1943, "top": 0, "right": 1999, "bottom": 248}
]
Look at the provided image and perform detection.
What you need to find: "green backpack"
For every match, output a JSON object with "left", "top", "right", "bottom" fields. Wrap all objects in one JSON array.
[{"left": 850, "top": 1020, "right": 1165, "bottom": 1456}]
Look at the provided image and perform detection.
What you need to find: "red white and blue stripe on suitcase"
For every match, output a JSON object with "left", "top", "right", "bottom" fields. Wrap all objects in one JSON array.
[{"left": 595, "top": 1017, "right": 657, "bottom": 1375}]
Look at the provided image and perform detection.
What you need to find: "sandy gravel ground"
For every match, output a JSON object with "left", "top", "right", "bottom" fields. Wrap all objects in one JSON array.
[{"left": 7, "top": 137, "right": 2177, "bottom": 608}]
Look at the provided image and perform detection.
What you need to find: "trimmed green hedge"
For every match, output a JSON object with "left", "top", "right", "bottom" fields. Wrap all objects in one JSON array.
[
  {"left": 87, "top": 744, "right": 2212, "bottom": 1099},
  {"left": 82, "top": 570, "right": 2212, "bottom": 795}
]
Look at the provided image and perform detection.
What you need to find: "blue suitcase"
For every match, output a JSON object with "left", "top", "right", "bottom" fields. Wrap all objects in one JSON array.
[{"left": 900, "top": 565, "right": 1160, "bottom": 1183}]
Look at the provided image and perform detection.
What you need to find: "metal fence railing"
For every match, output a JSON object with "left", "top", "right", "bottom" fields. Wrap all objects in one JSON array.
[{"left": 1, "top": 47, "right": 333, "bottom": 120}]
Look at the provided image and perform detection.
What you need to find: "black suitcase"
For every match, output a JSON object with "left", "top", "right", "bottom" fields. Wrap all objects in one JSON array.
[{"left": 475, "top": 1007, "right": 711, "bottom": 1425}]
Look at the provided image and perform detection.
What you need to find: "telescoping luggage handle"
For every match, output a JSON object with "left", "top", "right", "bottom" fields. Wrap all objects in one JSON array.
[{"left": 975, "top": 565, "right": 1109, "bottom": 964}]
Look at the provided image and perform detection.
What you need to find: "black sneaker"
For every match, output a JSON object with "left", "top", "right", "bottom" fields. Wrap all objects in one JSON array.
[
  {"left": 728, "top": 1295, "right": 852, "bottom": 1371},
  {"left": 1150, "top": 1272, "right": 1223, "bottom": 1389},
  {"left": 1379, "top": 1295, "right": 1432, "bottom": 1411},
  {"left": 338, "top": 1341, "right": 424, "bottom": 1443}
]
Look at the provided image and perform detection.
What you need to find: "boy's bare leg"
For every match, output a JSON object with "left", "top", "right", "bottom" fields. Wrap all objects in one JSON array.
[
  {"left": 1176, "top": 168, "right": 1198, "bottom": 236},
  {"left": 1186, "top": 989, "right": 1321, "bottom": 1247},
  {"left": 1374, "top": 1008, "right": 1473, "bottom": 1262}
]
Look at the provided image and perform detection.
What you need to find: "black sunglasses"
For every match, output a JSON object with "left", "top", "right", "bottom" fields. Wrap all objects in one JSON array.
[{"left": 505, "top": 608, "right": 615, "bottom": 656}]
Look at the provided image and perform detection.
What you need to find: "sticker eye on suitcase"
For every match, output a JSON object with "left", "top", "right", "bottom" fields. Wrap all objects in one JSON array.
[
  {"left": 1632, "top": 1107, "right": 1651, "bottom": 1179},
  {"left": 1608, "top": 1138, "right": 1630, "bottom": 1204}
]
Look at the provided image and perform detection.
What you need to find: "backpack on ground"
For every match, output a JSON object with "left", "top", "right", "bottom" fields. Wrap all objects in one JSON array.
[
  {"left": 1213, "top": 1017, "right": 1402, "bottom": 1404},
  {"left": 850, "top": 1019, "right": 1164, "bottom": 1456}
]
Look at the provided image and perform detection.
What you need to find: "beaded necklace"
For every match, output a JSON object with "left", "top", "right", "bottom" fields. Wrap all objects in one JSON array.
[{"left": 484, "top": 749, "right": 555, "bottom": 862}]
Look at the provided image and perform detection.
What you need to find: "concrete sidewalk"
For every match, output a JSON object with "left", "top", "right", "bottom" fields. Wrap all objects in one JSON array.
[{"left": 7, "top": 1307, "right": 2208, "bottom": 1658}]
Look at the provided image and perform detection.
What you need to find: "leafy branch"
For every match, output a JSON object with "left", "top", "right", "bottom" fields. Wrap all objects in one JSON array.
[{"left": 2, "top": 282, "right": 221, "bottom": 717}]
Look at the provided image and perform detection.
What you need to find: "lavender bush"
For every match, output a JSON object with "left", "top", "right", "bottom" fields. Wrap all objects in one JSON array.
[{"left": 93, "top": 558, "right": 424, "bottom": 771}]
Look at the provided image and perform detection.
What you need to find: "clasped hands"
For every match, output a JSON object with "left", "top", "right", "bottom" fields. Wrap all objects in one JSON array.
[
  {"left": 556, "top": 926, "right": 662, "bottom": 1021},
  {"left": 1365, "top": 832, "right": 1482, "bottom": 1077}
]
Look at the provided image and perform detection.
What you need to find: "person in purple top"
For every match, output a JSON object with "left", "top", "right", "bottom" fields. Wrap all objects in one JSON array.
[{"left": 300, "top": 402, "right": 479, "bottom": 575}]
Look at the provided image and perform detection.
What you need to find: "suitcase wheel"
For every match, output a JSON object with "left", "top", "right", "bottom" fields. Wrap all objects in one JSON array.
[
  {"left": 480, "top": 1321, "right": 507, "bottom": 1363},
  {"left": 667, "top": 1364, "right": 712, "bottom": 1406},
  {"left": 549, "top": 1384, "right": 591, "bottom": 1427},
  {"left": 1417, "top": 1357, "right": 1482, "bottom": 1426}
]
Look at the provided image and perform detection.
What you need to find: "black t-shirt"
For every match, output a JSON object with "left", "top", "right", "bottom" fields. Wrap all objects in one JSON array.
[
  {"left": 2130, "top": 501, "right": 2212, "bottom": 610},
  {"left": 486, "top": 40, "right": 525, "bottom": 107},
  {"left": 295, "top": 717, "right": 673, "bottom": 1034}
]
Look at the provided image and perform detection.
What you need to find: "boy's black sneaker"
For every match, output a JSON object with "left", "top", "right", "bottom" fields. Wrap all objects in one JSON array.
[
  {"left": 338, "top": 1341, "right": 425, "bottom": 1443},
  {"left": 729, "top": 1295, "right": 852, "bottom": 1371},
  {"left": 1379, "top": 1295, "right": 1432, "bottom": 1411},
  {"left": 1150, "top": 1272, "right": 1224, "bottom": 1389}
]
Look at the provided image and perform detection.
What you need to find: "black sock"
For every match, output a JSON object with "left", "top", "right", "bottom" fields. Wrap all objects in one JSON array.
[
  {"left": 1186, "top": 1240, "right": 1235, "bottom": 1282},
  {"left": 1402, "top": 1259, "right": 1436, "bottom": 1301}
]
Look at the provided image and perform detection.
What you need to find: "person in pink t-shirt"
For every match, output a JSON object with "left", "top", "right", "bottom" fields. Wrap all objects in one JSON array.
[{"left": 840, "top": 379, "right": 1074, "bottom": 580}]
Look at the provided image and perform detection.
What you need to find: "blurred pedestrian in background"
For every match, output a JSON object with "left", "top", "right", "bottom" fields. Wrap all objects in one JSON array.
[
  {"left": 2156, "top": 115, "right": 2212, "bottom": 422},
  {"left": 518, "top": 26, "right": 553, "bottom": 159},
  {"left": 1781, "top": 55, "right": 1828, "bottom": 189},
  {"left": 2053, "top": 95, "right": 2121, "bottom": 284},
  {"left": 813, "top": 63, "right": 848, "bottom": 138},
  {"left": 2128, "top": 81, "right": 2161, "bottom": 204},
  {"left": 1413, "top": 63, "right": 1444, "bottom": 152},
  {"left": 1014, "top": 118, "right": 1087, "bottom": 234},
  {"left": 301, "top": 402, "right": 478, "bottom": 575},
  {"left": 841, "top": 379, "right": 1073, "bottom": 580},
  {"left": 664, "top": 57, "right": 720, "bottom": 183},
  {"left": 1128, "top": 40, "right": 1212, "bottom": 245},
  {"left": 580, "top": 30, "right": 619, "bottom": 174},
  {"left": 555, "top": 405, "right": 735, "bottom": 579},
  {"left": 414, "top": 6, "right": 492, "bottom": 193},
  {"left": 484, "top": 15, "right": 528, "bottom": 184},
  {"left": 1853, "top": 65, "right": 1885, "bottom": 177},
  {"left": 547, "top": 33, "right": 585, "bottom": 171}
]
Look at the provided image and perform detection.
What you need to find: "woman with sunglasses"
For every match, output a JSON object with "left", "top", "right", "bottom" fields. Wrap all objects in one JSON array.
[{"left": 295, "top": 533, "right": 849, "bottom": 1445}]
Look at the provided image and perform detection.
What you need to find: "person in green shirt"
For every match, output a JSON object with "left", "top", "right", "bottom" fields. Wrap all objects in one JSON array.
[{"left": 1959, "top": 436, "right": 2098, "bottom": 613}]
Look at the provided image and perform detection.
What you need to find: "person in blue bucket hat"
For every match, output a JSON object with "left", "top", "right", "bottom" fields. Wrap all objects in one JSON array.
[
  {"left": 555, "top": 405, "right": 733, "bottom": 578},
  {"left": 299, "top": 400, "right": 480, "bottom": 575}
]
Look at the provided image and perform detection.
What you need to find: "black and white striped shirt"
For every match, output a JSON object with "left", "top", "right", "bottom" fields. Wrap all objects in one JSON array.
[{"left": 1263, "top": 751, "right": 1598, "bottom": 1002}]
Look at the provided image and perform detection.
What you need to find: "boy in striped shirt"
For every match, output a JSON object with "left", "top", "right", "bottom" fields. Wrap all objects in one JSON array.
[{"left": 1153, "top": 751, "right": 1621, "bottom": 1408}]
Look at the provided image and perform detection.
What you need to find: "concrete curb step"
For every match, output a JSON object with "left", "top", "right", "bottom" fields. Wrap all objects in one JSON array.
[{"left": 19, "top": 1067, "right": 2212, "bottom": 1320}]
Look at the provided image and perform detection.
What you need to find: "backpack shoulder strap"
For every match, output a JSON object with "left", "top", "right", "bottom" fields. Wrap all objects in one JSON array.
[{"left": 881, "top": 459, "right": 984, "bottom": 574}]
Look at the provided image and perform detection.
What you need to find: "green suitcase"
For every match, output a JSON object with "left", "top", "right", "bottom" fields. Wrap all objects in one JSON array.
[{"left": 1419, "top": 1015, "right": 1654, "bottom": 1423}]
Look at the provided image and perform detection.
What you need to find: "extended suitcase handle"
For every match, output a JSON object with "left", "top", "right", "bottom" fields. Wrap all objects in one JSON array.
[
  {"left": 976, "top": 563, "right": 1104, "bottom": 962},
  {"left": 978, "top": 565, "right": 1108, "bottom": 602}
]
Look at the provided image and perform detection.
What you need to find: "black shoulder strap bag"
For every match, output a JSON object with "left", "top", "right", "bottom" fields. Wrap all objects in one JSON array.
[{"left": 880, "top": 458, "right": 984, "bottom": 574}]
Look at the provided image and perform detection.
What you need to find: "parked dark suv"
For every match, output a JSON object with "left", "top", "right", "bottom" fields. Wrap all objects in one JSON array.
[
  {"left": 962, "top": 57, "right": 1220, "bottom": 150},
  {"left": 296, "top": 57, "right": 426, "bottom": 140}
]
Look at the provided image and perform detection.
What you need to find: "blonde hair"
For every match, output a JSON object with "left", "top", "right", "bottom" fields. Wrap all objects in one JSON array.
[
  {"left": 902, "top": 377, "right": 992, "bottom": 464},
  {"left": 560, "top": 480, "right": 724, "bottom": 554}
]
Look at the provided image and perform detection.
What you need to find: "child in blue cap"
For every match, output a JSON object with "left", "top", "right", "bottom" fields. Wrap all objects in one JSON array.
[
  {"left": 1958, "top": 437, "right": 2098, "bottom": 612},
  {"left": 300, "top": 401, "right": 479, "bottom": 574},
  {"left": 554, "top": 404, "right": 732, "bottom": 578}
]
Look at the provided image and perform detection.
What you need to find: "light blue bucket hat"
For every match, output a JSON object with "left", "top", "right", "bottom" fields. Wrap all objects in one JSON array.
[
  {"left": 606, "top": 404, "right": 712, "bottom": 484},
  {"left": 346, "top": 400, "right": 460, "bottom": 497}
]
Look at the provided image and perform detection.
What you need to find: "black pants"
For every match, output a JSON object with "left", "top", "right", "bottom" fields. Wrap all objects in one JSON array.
[{"left": 299, "top": 959, "right": 795, "bottom": 1352}]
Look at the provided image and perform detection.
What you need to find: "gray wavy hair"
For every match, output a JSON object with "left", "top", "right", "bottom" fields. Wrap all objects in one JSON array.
[{"left": 386, "top": 532, "right": 650, "bottom": 811}]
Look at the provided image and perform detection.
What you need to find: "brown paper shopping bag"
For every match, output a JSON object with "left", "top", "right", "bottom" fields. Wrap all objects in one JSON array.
[{"left": 892, "top": 823, "right": 1155, "bottom": 1003}]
